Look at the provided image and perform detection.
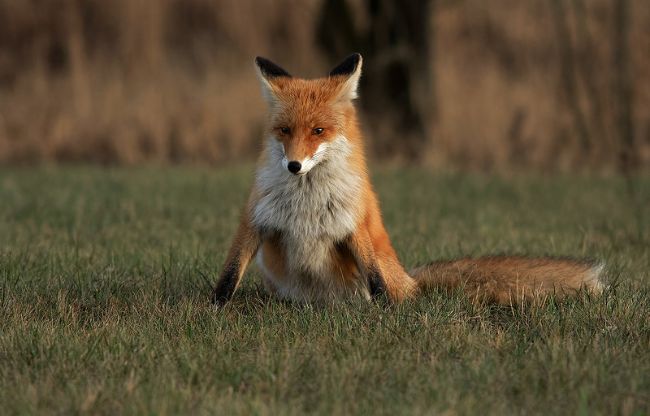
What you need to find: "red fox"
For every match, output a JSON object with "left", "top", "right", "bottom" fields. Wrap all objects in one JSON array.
[{"left": 211, "top": 53, "right": 604, "bottom": 306}]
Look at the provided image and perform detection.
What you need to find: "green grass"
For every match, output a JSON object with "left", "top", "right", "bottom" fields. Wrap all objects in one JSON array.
[{"left": 0, "top": 166, "right": 648, "bottom": 415}]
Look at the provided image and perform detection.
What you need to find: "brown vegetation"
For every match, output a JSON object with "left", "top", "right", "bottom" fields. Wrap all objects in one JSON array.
[{"left": 0, "top": 0, "right": 648, "bottom": 170}]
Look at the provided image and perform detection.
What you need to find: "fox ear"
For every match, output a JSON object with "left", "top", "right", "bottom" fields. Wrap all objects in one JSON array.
[
  {"left": 254, "top": 56, "right": 291, "bottom": 104},
  {"left": 329, "top": 53, "right": 363, "bottom": 101}
]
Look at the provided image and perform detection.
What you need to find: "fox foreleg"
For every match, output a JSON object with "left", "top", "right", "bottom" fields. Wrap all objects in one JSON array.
[{"left": 211, "top": 212, "right": 260, "bottom": 306}]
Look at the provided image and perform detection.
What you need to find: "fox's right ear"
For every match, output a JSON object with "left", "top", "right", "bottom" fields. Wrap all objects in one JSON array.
[{"left": 255, "top": 57, "right": 291, "bottom": 105}]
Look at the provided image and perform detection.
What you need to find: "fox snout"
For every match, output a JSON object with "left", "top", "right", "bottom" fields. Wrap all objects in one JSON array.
[
  {"left": 280, "top": 142, "right": 329, "bottom": 175},
  {"left": 282, "top": 156, "right": 312, "bottom": 176},
  {"left": 287, "top": 161, "right": 302, "bottom": 174}
]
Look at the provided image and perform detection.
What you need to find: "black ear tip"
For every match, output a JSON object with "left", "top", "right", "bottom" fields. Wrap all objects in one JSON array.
[
  {"left": 255, "top": 56, "right": 291, "bottom": 78},
  {"left": 348, "top": 53, "right": 362, "bottom": 67},
  {"left": 329, "top": 53, "right": 363, "bottom": 77}
]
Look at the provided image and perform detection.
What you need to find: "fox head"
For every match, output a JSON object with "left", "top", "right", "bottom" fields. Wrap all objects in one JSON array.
[{"left": 255, "top": 53, "right": 362, "bottom": 175}]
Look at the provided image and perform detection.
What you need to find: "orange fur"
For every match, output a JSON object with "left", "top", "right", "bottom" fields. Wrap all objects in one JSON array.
[
  {"left": 211, "top": 54, "right": 605, "bottom": 306},
  {"left": 411, "top": 256, "right": 604, "bottom": 304},
  {"left": 211, "top": 204, "right": 260, "bottom": 305}
]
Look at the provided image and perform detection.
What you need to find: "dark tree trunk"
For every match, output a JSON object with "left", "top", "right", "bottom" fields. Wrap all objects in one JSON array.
[
  {"left": 613, "top": 0, "right": 635, "bottom": 174},
  {"left": 317, "top": 0, "right": 435, "bottom": 161}
]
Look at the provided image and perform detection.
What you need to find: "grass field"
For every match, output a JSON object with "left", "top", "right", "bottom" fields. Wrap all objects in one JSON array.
[{"left": 0, "top": 166, "right": 648, "bottom": 415}]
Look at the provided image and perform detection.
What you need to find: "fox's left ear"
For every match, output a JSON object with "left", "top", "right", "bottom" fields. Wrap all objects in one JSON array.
[
  {"left": 255, "top": 56, "right": 291, "bottom": 105},
  {"left": 329, "top": 53, "right": 363, "bottom": 101}
]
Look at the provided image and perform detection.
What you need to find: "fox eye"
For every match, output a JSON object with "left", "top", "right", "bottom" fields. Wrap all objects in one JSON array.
[
  {"left": 279, "top": 127, "right": 291, "bottom": 135},
  {"left": 313, "top": 128, "right": 324, "bottom": 135}
]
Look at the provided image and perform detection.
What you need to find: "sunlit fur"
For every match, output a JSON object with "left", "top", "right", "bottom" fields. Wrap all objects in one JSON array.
[
  {"left": 253, "top": 135, "right": 369, "bottom": 301},
  {"left": 212, "top": 54, "right": 605, "bottom": 306},
  {"left": 411, "top": 256, "right": 604, "bottom": 304},
  {"left": 253, "top": 136, "right": 361, "bottom": 240},
  {"left": 248, "top": 59, "right": 393, "bottom": 302}
]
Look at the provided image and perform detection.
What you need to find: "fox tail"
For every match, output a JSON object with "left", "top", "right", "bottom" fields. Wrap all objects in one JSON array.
[{"left": 410, "top": 256, "right": 605, "bottom": 305}]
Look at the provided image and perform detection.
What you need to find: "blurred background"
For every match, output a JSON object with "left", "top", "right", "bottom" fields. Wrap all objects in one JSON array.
[{"left": 0, "top": 0, "right": 648, "bottom": 171}]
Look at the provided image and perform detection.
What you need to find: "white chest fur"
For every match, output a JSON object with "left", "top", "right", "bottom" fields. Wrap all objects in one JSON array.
[
  {"left": 251, "top": 137, "right": 366, "bottom": 300},
  {"left": 252, "top": 137, "right": 361, "bottom": 241}
]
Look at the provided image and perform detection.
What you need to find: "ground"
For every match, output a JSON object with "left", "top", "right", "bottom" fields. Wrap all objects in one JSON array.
[{"left": 0, "top": 166, "right": 648, "bottom": 415}]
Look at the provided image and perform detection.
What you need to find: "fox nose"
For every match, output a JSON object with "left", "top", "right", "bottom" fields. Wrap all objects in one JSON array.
[{"left": 287, "top": 161, "right": 302, "bottom": 174}]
